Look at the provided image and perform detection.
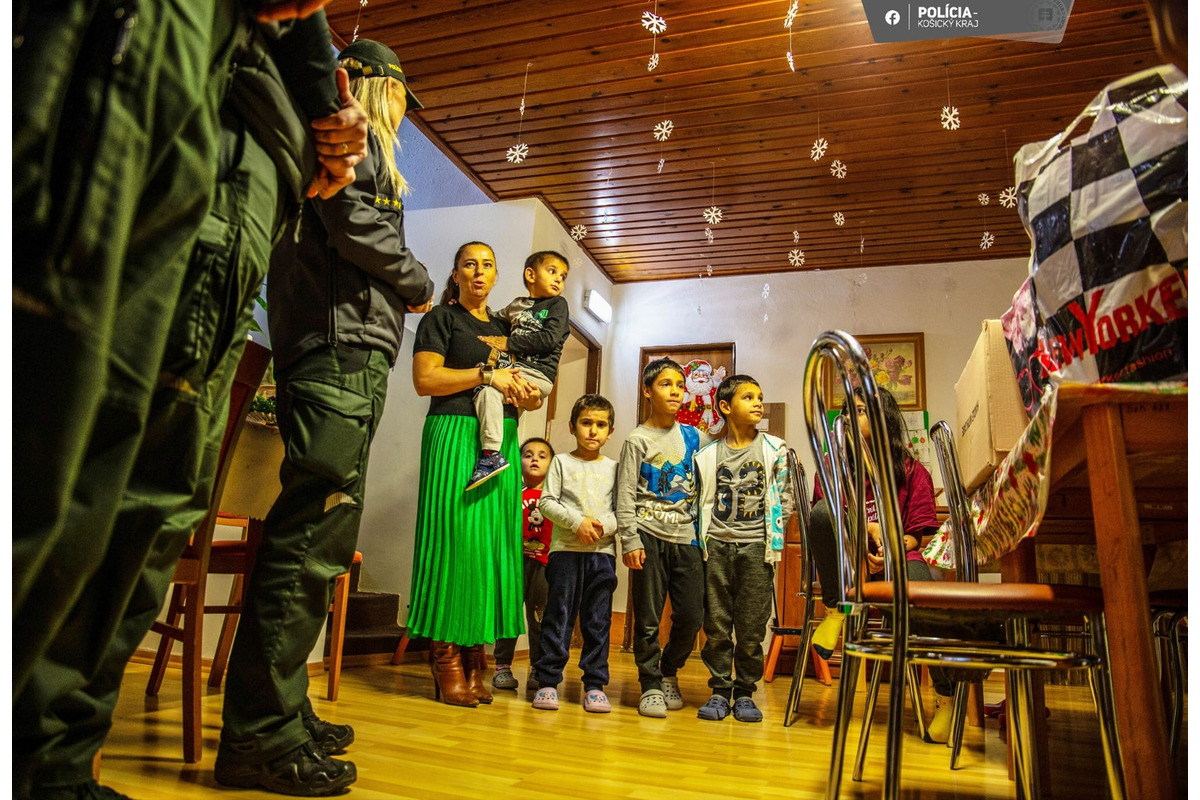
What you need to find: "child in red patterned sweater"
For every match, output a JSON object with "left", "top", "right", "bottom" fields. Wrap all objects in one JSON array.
[{"left": 492, "top": 438, "right": 555, "bottom": 690}]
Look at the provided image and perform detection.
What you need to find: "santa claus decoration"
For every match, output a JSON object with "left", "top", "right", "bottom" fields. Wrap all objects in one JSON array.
[{"left": 676, "top": 358, "right": 727, "bottom": 435}]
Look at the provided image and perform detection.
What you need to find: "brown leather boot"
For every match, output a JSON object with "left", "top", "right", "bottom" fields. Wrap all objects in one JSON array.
[
  {"left": 429, "top": 641, "right": 478, "bottom": 707},
  {"left": 461, "top": 645, "right": 494, "bottom": 704}
]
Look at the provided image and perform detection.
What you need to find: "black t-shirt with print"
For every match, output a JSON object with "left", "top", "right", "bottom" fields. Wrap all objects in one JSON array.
[{"left": 413, "top": 303, "right": 518, "bottom": 418}]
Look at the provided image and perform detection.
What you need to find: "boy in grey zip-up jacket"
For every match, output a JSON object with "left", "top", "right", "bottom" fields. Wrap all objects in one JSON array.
[{"left": 694, "top": 375, "right": 794, "bottom": 722}]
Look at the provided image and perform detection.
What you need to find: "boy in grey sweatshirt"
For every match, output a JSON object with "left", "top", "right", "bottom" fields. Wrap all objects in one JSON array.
[{"left": 616, "top": 358, "right": 706, "bottom": 718}]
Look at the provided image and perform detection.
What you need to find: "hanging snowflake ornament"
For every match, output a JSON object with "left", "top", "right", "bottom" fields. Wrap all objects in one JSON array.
[
  {"left": 811, "top": 137, "right": 829, "bottom": 161},
  {"left": 704, "top": 227, "right": 714, "bottom": 244},
  {"left": 647, "top": 53, "right": 659, "bottom": 72},
  {"left": 653, "top": 119, "right": 674, "bottom": 142},
  {"left": 706, "top": 264, "right": 713, "bottom": 276},
  {"left": 703, "top": 206, "right": 724, "bottom": 225},
  {"left": 980, "top": 231, "right": 995, "bottom": 250},
  {"left": 505, "top": 143, "right": 529, "bottom": 164},
  {"left": 941, "top": 106, "right": 960, "bottom": 131},
  {"left": 762, "top": 282, "right": 771, "bottom": 300},
  {"left": 793, "top": 230, "right": 800, "bottom": 244},
  {"left": 833, "top": 212, "right": 845, "bottom": 226},
  {"left": 830, "top": 159, "right": 847, "bottom": 179},
  {"left": 788, "top": 249, "right": 806, "bottom": 267},
  {"left": 569, "top": 224, "right": 587, "bottom": 242},
  {"left": 656, "top": 158, "right": 665, "bottom": 174},
  {"left": 999, "top": 186, "right": 1018, "bottom": 209},
  {"left": 642, "top": 10, "right": 667, "bottom": 34},
  {"left": 786, "top": 51, "right": 795, "bottom": 72},
  {"left": 784, "top": 1, "right": 799, "bottom": 27},
  {"left": 978, "top": 192, "right": 990, "bottom": 206},
  {"left": 351, "top": 0, "right": 368, "bottom": 42}
]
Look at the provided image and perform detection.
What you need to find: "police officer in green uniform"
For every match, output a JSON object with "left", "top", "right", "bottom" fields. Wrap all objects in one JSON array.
[
  {"left": 215, "top": 39, "right": 435, "bottom": 797},
  {"left": 13, "top": 3, "right": 369, "bottom": 797}
]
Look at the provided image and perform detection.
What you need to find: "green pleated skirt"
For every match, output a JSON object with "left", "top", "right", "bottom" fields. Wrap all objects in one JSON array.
[{"left": 408, "top": 414, "right": 524, "bottom": 645}]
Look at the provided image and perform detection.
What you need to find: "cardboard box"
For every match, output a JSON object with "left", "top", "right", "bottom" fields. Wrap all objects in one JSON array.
[{"left": 954, "top": 320, "right": 1031, "bottom": 492}]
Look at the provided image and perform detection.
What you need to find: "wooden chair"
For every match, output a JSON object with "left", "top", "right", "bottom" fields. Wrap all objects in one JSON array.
[
  {"left": 804, "top": 330, "right": 1124, "bottom": 800},
  {"left": 325, "top": 551, "right": 362, "bottom": 701},
  {"left": 143, "top": 340, "right": 271, "bottom": 763}
]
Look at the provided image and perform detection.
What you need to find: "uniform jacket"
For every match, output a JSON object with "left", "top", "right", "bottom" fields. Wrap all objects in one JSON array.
[{"left": 267, "top": 130, "right": 435, "bottom": 370}]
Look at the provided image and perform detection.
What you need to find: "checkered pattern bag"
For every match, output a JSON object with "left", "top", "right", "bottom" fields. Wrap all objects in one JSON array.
[{"left": 1008, "top": 65, "right": 1188, "bottom": 412}]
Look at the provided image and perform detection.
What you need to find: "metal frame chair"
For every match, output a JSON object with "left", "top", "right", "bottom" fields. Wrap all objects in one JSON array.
[{"left": 803, "top": 330, "right": 1126, "bottom": 800}]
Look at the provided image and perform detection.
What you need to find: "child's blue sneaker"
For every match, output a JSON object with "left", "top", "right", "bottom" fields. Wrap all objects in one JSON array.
[
  {"left": 732, "top": 697, "right": 763, "bottom": 723},
  {"left": 697, "top": 695, "right": 731, "bottom": 721},
  {"left": 466, "top": 451, "right": 510, "bottom": 491}
]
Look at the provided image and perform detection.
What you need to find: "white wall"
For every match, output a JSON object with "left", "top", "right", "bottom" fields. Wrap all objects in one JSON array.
[{"left": 606, "top": 258, "right": 1030, "bottom": 493}]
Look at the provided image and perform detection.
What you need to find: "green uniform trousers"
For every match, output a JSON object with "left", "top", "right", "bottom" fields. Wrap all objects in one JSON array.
[
  {"left": 221, "top": 344, "right": 392, "bottom": 760},
  {"left": 14, "top": 108, "right": 281, "bottom": 792},
  {"left": 13, "top": 0, "right": 241, "bottom": 687}
]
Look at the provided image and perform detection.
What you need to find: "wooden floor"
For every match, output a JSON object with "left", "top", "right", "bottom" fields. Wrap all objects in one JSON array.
[{"left": 102, "top": 653, "right": 1186, "bottom": 799}]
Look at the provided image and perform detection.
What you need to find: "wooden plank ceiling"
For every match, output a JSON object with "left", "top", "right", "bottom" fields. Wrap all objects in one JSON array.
[{"left": 325, "top": 0, "right": 1163, "bottom": 283}]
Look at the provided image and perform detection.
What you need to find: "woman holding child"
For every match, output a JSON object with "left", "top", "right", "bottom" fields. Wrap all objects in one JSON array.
[{"left": 410, "top": 241, "right": 542, "bottom": 706}]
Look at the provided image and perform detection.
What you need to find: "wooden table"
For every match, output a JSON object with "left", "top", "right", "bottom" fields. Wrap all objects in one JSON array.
[{"left": 1000, "top": 383, "right": 1187, "bottom": 800}]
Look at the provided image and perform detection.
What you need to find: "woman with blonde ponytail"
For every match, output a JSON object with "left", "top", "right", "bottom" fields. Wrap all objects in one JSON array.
[{"left": 219, "top": 39, "right": 434, "bottom": 795}]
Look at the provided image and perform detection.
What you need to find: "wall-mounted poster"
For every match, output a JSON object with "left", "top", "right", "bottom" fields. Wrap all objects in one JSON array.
[
  {"left": 637, "top": 343, "right": 736, "bottom": 435},
  {"left": 823, "top": 332, "right": 926, "bottom": 410}
]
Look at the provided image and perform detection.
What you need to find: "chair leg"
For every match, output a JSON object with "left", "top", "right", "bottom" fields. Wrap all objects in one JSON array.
[
  {"left": 1006, "top": 619, "right": 1040, "bottom": 800},
  {"left": 853, "top": 660, "right": 884, "bottom": 781},
  {"left": 906, "top": 664, "right": 929, "bottom": 743},
  {"left": 784, "top": 600, "right": 818, "bottom": 728},
  {"left": 1086, "top": 613, "right": 1127, "bottom": 800},
  {"left": 391, "top": 631, "right": 412, "bottom": 665},
  {"left": 948, "top": 680, "right": 971, "bottom": 769},
  {"left": 327, "top": 570, "right": 350, "bottom": 701},
  {"left": 882, "top": 647, "right": 908, "bottom": 800},
  {"left": 763, "top": 632, "right": 784, "bottom": 683},
  {"left": 146, "top": 583, "right": 185, "bottom": 697},
  {"left": 1167, "top": 611, "right": 1186, "bottom": 762},
  {"left": 182, "top": 583, "right": 203, "bottom": 763},
  {"left": 207, "top": 574, "right": 244, "bottom": 689},
  {"left": 825, "top": 648, "right": 862, "bottom": 800}
]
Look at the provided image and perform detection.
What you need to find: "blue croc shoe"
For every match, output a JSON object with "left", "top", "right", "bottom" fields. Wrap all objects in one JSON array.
[
  {"left": 697, "top": 695, "right": 731, "bottom": 721},
  {"left": 732, "top": 697, "right": 763, "bottom": 723}
]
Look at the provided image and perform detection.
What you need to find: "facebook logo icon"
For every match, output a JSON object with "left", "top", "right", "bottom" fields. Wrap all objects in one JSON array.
[{"left": 885, "top": 9, "right": 900, "bottom": 24}]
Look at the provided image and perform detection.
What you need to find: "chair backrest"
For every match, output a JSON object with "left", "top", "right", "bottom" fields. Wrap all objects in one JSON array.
[
  {"left": 785, "top": 448, "right": 814, "bottom": 590},
  {"left": 929, "top": 420, "right": 980, "bottom": 583},
  {"left": 179, "top": 339, "right": 273, "bottom": 567},
  {"left": 802, "top": 331, "right": 909, "bottom": 617}
]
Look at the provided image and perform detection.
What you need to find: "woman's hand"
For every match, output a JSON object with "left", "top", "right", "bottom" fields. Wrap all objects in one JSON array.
[{"left": 478, "top": 335, "right": 509, "bottom": 352}]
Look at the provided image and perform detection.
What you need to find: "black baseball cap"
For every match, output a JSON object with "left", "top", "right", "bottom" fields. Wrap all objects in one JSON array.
[{"left": 338, "top": 39, "right": 422, "bottom": 110}]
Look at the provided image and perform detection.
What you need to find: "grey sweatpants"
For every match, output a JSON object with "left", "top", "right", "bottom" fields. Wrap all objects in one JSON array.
[
  {"left": 475, "top": 366, "right": 554, "bottom": 451},
  {"left": 701, "top": 539, "right": 776, "bottom": 698}
]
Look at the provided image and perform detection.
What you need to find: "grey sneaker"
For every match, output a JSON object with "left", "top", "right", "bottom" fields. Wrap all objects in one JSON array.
[
  {"left": 492, "top": 665, "right": 519, "bottom": 690},
  {"left": 638, "top": 689, "right": 668, "bottom": 718},
  {"left": 661, "top": 675, "right": 684, "bottom": 710}
]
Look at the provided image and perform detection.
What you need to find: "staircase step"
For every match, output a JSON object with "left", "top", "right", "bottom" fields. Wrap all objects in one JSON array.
[
  {"left": 339, "top": 629, "right": 404, "bottom": 657},
  {"left": 345, "top": 591, "right": 399, "bottom": 630}
]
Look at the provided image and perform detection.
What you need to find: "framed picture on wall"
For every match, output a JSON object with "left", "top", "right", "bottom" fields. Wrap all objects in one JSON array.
[
  {"left": 637, "top": 343, "right": 736, "bottom": 435},
  {"left": 823, "top": 332, "right": 926, "bottom": 410}
]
